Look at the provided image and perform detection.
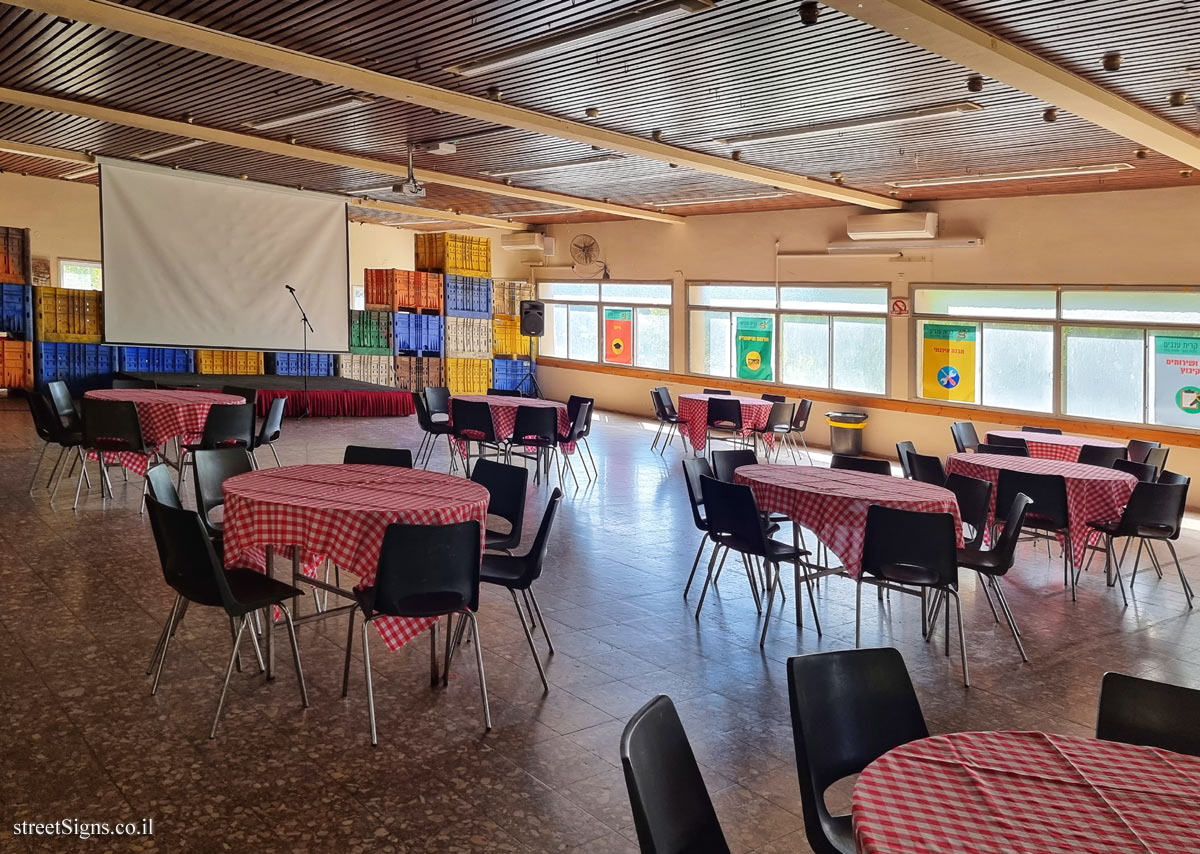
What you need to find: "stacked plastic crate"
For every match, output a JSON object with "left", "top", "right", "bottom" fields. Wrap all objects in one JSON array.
[
  {"left": 386, "top": 270, "right": 444, "bottom": 392},
  {"left": 338, "top": 304, "right": 394, "bottom": 385},
  {"left": 0, "top": 227, "right": 33, "bottom": 392},
  {"left": 416, "top": 233, "right": 495, "bottom": 395},
  {"left": 195, "top": 349, "right": 266, "bottom": 375},
  {"left": 264, "top": 352, "right": 335, "bottom": 377},
  {"left": 30, "top": 265, "right": 115, "bottom": 394},
  {"left": 491, "top": 280, "right": 536, "bottom": 393}
]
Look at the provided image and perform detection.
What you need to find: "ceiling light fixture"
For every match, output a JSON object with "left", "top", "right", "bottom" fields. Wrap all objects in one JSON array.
[
  {"left": 61, "top": 165, "right": 99, "bottom": 179},
  {"left": 244, "top": 96, "right": 373, "bottom": 130},
  {"left": 131, "top": 139, "right": 206, "bottom": 160},
  {"left": 344, "top": 184, "right": 400, "bottom": 195},
  {"left": 715, "top": 102, "right": 983, "bottom": 145},
  {"left": 885, "top": 162, "right": 1134, "bottom": 188},
  {"left": 653, "top": 191, "right": 789, "bottom": 206},
  {"left": 508, "top": 208, "right": 580, "bottom": 216},
  {"left": 479, "top": 153, "right": 625, "bottom": 177},
  {"left": 445, "top": 0, "right": 716, "bottom": 77}
]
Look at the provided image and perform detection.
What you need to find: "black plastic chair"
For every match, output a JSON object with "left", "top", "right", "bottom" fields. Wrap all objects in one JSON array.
[
  {"left": 945, "top": 472, "right": 992, "bottom": 550},
  {"left": 479, "top": 488, "right": 563, "bottom": 690},
  {"left": 958, "top": 492, "right": 1033, "bottom": 662},
  {"left": 705, "top": 396, "right": 746, "bottom": 449},
  {"left": 787, "top": 649, "right": 928, "bottom": 854},
  {"left": 341, "top": 520, "right": 488, "bottom": 743},
  {"left": 908, "top": 452, "right": 947, "bottom": 486},
  {"left": 711, "top": 448, "right": 758, "bottom": 483},
  {"left": 1145, "top": 446, "right": 1170, "bottom": 476},
  {"left": 1159, "top": 469, "right": 1189, "bottom": 486},
  {"left": 27, "top": 392, "right": 87, "bottom": 500},
  {"left": 950, "top": 421, "right": 979, "bottom": 453},
  {"left": 48, "top": 380, "right": 81, "bottom": 432},
  {"left": 621, "top": 695, "right": 731, "bottom": 854},
  {"left": 1127, "top": 439, "right": 1161, "bottom": 465},
  {"left": 145, "top": 463, "right": 182, "bottom": 510},
  {"left": 1078, "top": 444, "right": 1127, "bottom": 467},
  {"left": 343, "top": 445, "right": 413, "bottom": 468},
  {"left": 221, "top": 385, "right": 259, "bottom": 408},
  {"left": 761, "top": 392, "right": 786, "bottom": 403},
  {"left": 787, "top": 398, "right": 814, "bottom": 463},
  {"left": 1114, "top": 458, "right": 1157, "bottom": 482},
  {"left": 976, "top": 442, "right": 1030, "bottom": 457},
  {"left": 702, "top": 388, "right": 732, "bottom": 395},
  {"left": 486, "top": 387, "right": 521, "bottom": 397},
  {"left": 859, "top": 505, "right": 967, "bottom": 684},
  {"left": 1096, "top": 671, "right": 1200, "bottom": 757},
  {"left": 567, "top": 394, "right": 598, "bottom": 477},
  {"left": 253, "top": 396, "right": 286, "bottom": 467},
  {"left": 177, "top": 402, "right": 256, "bottom": 493},
  {"left": 681, "top": 458, "right": 715, "bottom": 602},
  {"left": 469, "top": 458, "right": 528, "bottom": 554},
  {"left": 1022, "top": 425, "right": 1062, "bottom": 434},
  {"left": 193, "top": 448, "right": 254, "bottom": 541},
  {"left": 145, "top": 496, "right": 308, "bottom": 739},
  {"left": 413, "top": 391, "right": 456, "bottom": 470},
  {"left": 829, "top": 454, "right": 892, "bottom": 476},
  {"left": 112, "top": 377, "right": 157, "bottom": 389},
  {"left": 987, "top": 434, "right": 1030, "bottom": 451},
  {"left": 997, "top": 469, "right": 1083, "bottom": 601},
  {"left": 77, "top": 397, "right": 148, "bottom": 511},
  {"left": 650, "top": 387, "right": 688, "bottom": 455},
  {"left": 754, "top": 401, "right": 795, "bottom": 461},
  {"left": 508, "top": 405, "right": 559, "bottom": 486},
  {"left": 424, "top": 386, "right": 451, "bottom": 422},
  {"left": 451, "top": 398, "right": 502, "bottom": 475},
  {"left": 1088, "top": 480, "right": 1191, "bottom": 608},
  {"left": 895, "top": 441, "right": 916, "bottom": 479},
  {"left": 555, "top": 400, "right": 591, "bottom": 487}
]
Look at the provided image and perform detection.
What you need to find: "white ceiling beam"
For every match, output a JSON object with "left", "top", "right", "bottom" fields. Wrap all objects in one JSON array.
[
  {"left": 9, "top": 0, "right": 904, "bottom": 210},
  {"left": 824, "top": 0, "right": 1200, "bottom": 170},
  {"left": 0, "top": 138, "right": 92, "bottom": 163}
]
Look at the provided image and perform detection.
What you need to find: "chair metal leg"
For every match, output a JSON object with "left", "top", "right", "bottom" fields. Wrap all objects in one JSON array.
[
  {"left": 29, "top": 442, "right": 51, "bottom": 494},
  {"left": 147, "top": 594, "right": 183, "bottom": 676},
  {"left": 341, "top": 607, "right": 356, "bottom": 697},
  {"left": 361, "top": 618, "right": 378, "bottom": 746},
  {"left": 245, "top": 613, "right": 266, "bottom": 673},
  {"left": 269, "top": 443, "right": 282, "bottom": 467},
  {"left": 1146, "top": 542, "right": 1165, "bottom": 579},
  {"left": 742, "top": 553, "right": 762, "bottom": 614},
  {"left": 210, "top": 616, "right": 248, "bottom": 739},
  {"left": 279, "top": 605, "right": 309, "bottom": 709},
  {"left": 151, "top": 595, "right": 182, "bottom": 694},
  {"left": 855, "top": 578, "right": 863, "bottom": 648},
  {"left": 694, "top": 546, "right": 723, "bottom": 620},
  {"left": 759, "top": 561, "right": 779, "bottom": 648},
  {"left": 1164, "top": 540, "right": 1194, "bottom": 608},
  {"left": 443, "top": 612, "right": 469, "bottom": 685},
  {"left": 949, "top": 589, "right": 969, "bottom": 687},
  {"left": 1106, "top": 537, "right": 1129, "bottom": 606},
  {"left": 230, "top": 616, "right": 245, "bottom": 673},
  {"left": 429, "top": 620, "right": 440, "bottom": 687},
  {"left": 528, "top": 589, "right": 554, "bottom": 654},
  {"left": 511, "top": 590, "right": 549, "bottom": 691},
  {"left": 521, "top": 588, "right": 537, "bottom": 629},
  {"left": 991, "top": 578, "right": 1028, "bottom": 662},
  {"left": 978, "top": 573, "right": 1001, "bottom": 623},
  {"left": 72, "top": 452, "right": 89, "bottom": 510},
  {"left": 683, "top": 534, "right": 710, "bottom": 599},
  {"left": 462, "top": 612, "right": 492, "bottom": 730},
  {"left": 583, "top": 437, "right": 598, "bottom": 478}
]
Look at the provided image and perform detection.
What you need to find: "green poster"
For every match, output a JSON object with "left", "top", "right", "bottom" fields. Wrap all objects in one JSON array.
[{"left": 735, "top": 316, "right": 773, "bottom": 381}]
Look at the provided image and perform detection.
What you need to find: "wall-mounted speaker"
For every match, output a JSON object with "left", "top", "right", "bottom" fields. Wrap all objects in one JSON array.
[{"left": 520, "top": 300, "right": 545, "bottom": 337}]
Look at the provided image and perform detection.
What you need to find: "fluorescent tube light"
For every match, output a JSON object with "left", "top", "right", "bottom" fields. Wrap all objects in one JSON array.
[
  {"left": 245, "top": 96, "right": 373, "bottom": 130},
  {"left": 344, "top": 184, "right": 397, "bottom": 195},
  {"left": 508, "top": 208, "right": 579, "bottom": 216},
  {"left": 131, "top": 139, "right": 206, "bottom": 160},
  {"left": 886, "top": 163, "right": 1134, "bottom": 188},
  {"left": 446, "top": 0, "right": 715, "bottom": 77},
  {"left": 716, "top": 102, "right": 982, "bottom": 145},
  {"left": 479, "top": 154, "right": 624, "bottom": 177},
  {"left": 61, "top": 165, "right": 99, "bottom": 180},
  {"left": 654, "top": 191, "right": 788, "bottom": 206},
  {"left": 398, "top": 219, "right": 447, "bottom": 226}
]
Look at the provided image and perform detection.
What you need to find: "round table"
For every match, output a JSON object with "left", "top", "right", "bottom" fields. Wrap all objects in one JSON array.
[
  {"left": 677, "top": 394, "right": 773, "bottom": 451},
  {"left": 734, "top": 464, "right": 963, "bottom": 576},
  {"left": 451, "top": 394, "right": 575, "bottom": 453},
  {"left": 987, "top": 430, "right": 1125, "bottom": 463},
  {"left": 222, "top": 464, "right": 490, "bottom": 650},
  {"left": 852, "top": 730, "right": 1200, "bottom": 853},
  {"left": 946, "top": 453, "right": 1136, "bottom": 562}
]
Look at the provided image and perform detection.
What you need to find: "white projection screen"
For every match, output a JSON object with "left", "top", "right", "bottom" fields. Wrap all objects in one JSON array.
[{"left": 100, "top": 158, "right": 350, "bottom": 352}]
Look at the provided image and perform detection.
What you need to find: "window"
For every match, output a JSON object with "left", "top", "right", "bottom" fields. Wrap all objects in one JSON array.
[
  {"left": 59, "top": 259, "right": 102, "bottom": 290},
  {"left": 688, "top": 282, "right": 887, "bottom": 393},
  {"left": 538, "top": 280, "right": 672, "bottom": 370}
]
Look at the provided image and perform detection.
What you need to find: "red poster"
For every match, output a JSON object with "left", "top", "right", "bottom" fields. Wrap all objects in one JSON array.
[{"left": 604, "top": 308, "right": 633, "bottom": 365}]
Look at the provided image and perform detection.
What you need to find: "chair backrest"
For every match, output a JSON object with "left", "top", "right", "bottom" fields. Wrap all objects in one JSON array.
[
  {"left": 998, "top": 470, "right": 1067, "bottom": 528},
  {"left": 486, "top": 387, "right": 521, "bottom": 397},
  {"left": 950, "top": 421, "right": 979, "bottom": 453},
  {"left": 1158, "top": 469, "right": 1190, "bottom": 487},
  {"left": 1126, "top": 438, "right": 1161, "bottom": 465},
  {"left": 895, "top": 441, "right": 916, "bottom": 478},
  {"left": 257, "top": 396, "right": 286, "bottom": 444},
  {"left": 1120, "top": 481, "right": 1188, "bottom": 540},
  {"left": 567, "top": 394, "right": 596, "bottom": 437},
  {"left": 711, "top": 449, "right": 758, "bottom": 483},
  {"left": 470, "top": 459, "right": 528, "bottom": 542},
  {"left": 200, "top": 402, "right": 256, "bottom": 449},
  {"left": 621, "top": 695, "right": 730, "bottom": 854},
  {"left": 47, "top": 380, "right": 78, "bottom": 426},
  {"left": 945, "top": 472, "right": 993, "bottom": 550},
  {"left": 1144, "top": 446, "right": 1170, "bottom": 475},
  {"left": 424, "top": 386, "right": 451, "bottom": 417},
  {"left": 452, "top": 398, "right": 497, "bottom": 441},
  {"left": 702, "top": 388, "right": 732, "bottom": 395},
  {"left": 908, "top": 452, "right": 947, "bottom": 486},
  {"left": 343, "top": 445, "right": 413, "bottom": 467},
  {"left": 760, "top": 392, "right": 786, "bottom": 403},
  {"left": 82, "top": 398, "right": 145, "bottom": 452},
  {"left": 1077, "top": 444, "right": 1127, "bottom": 467},
  {"left": 221, "top": 385, "right": 259, "bottom": 407},
  {"left": 787, "top": 649, "right": 928, "bottom": 854},
  {"left": 1096, "top": 671, "right": 1200, "bottom": 757},
  {"left": 192, "top": 448, "right": 253, "bottom": 531},
  {"left": 112, "top": 377, "right": 157, "bottom": 389},
  {"left": 763, "top": 401, "right": 795, "bottom": 432},
  {"left": 700, "top": 475, "right": 770, "bottom": 558},
  {"left": 1021, "top": 425, "right": 1062, "bottom": 434},
  {"left": 560, "top": 400, "right": 591, "bottom": 443},
  {"left": 27, "top": 393, "right": 56, "bottom": 442},
  {"left": 706, "top": 396, "right": 742, "bottom": 429},
  {"left": 976, "top": 442, "right": 1029, "bottom": 457},
  {"left": 862, "top": 505, "right": 957, "bottom": 586},
  {"left": 517, "top": 488, "right": 563, "bottom": 583},
  {"left": 370, "top": 521, "right": 482, "bottom": 616},
  {"left": 145, "top": 463, "right": 182, "bottom": 510},
  {"left": 657, "top": 387, "right": 680, "bottom": 418},
  {"left": 1113, "top": 458, "right": 1157, "bottom": 482},
  {"left": 829, "top": 454, "right": 892, "bottom": 476},
  {"left": 650, "top": 387, "right": 667, "bottom": 421},
  {"left": 413, "top": 390, "right": 439, "bottom": 431},
  {"left": 681, "top": 458, "right": 713, "bottom": 532},
  {"left": 145, "top": 495, "right": 234, "bottom": 610},
  {"left": 513, "top": 405, "right": 557, "bottom": 443},
  {"left": 980, "top": 492, "right": 1032, "bottom": 575},
  {"left": 793, "top": 398, "right": 813, "bottom": 431},
  {"left": 987, "top": 433, "right": 1029, "bottom": 449}
]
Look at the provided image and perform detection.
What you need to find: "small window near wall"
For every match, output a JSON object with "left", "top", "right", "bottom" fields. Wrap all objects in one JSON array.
[{"left": 59, "top": 259, "right": 102, "bottom": 290}]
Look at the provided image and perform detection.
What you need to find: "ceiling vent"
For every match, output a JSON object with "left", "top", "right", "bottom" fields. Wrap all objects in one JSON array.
[{"left": 846, "top": 212, "right": 939, "bottom": 240}]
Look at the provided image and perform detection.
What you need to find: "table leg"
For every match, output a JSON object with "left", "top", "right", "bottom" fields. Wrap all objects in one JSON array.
[
  {"left": 264, "top": 545, "right": 275, "bottom": 680},
  {"left": 430, "top": 620, "right": 439, "bottom": 687}
]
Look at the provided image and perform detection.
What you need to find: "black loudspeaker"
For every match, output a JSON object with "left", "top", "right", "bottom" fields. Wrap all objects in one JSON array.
[{"left": 520, "top": 299, "right": 545, "bottom": 337}]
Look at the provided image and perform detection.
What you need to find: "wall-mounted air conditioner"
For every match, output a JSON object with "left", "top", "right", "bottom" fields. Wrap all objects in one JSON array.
[
  {"left": 827, "top": 237, "right": 984, "bottom": 252},
  {"left": 846, "top": 212, "right": 939, "bottom": 240},
  {"left": 500, "top": 232, "right": 549, "bottom": 252}
]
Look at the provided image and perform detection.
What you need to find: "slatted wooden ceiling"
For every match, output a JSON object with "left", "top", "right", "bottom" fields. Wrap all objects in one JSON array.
[{"left": 0, "top": 0, "right": 1195, "bottom": 226}]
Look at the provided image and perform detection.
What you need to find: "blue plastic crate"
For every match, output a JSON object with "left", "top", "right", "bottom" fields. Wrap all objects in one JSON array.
[
  {"left": 266, "top": 352, "right": 335, "bottom": 376},
  {"left": 35, "top": 342, "right": 114, "bottom": 394},
  {"left": 444, "top": 275, "right": 492, "bottom": 318},
  {"left": 491, "top": 358, "right": 534, "bottom": 392},
  {"left": 116, "top": 346, "right": 194, "bottom": 373},
  {"left": 394, "top": 312, "right": 443, "bottom": 354},
  {"left": 0, "top": 283, "right": 33, "bottom": 339}
]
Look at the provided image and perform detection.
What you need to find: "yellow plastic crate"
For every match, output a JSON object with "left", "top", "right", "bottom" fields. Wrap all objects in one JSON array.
[
  {"left": 0, "top": 339, "right": 32, "bottom": 389},
  {"left": 492, "top": 281, "right": 534, "bottom": 317},
  {"left": 33, "top": 286, "right": 103, "bottom": 343},
  {"left": 415, "top": 233, "right": 492, "bottom": 277},
  {"left": 492, "top": 315, "right": 534, "bottom": 358},
  {"left": 195, "top": 349, "right": 265, "bottom": 375},
  {"left": 445, "top": 357, "right": 491, "bottom": 395}
]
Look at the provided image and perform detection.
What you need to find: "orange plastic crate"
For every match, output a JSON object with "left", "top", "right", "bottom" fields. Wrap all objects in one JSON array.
[
  {"left": 195, "top": 349, "right": 265, "bottom": 375},
  {"left": 0, "top": 338, "right": 32, "bottom": 389}
]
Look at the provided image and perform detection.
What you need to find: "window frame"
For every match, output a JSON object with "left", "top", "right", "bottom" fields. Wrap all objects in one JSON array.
[
  {"left": 536, "top": 278, "right": 673, "bottom": 372},
  {"left": 58, "top": 258, "right": 103, "bottom": 291}
]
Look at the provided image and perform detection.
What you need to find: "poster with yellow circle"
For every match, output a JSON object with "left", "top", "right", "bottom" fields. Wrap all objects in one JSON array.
[
  {"left": 736, "top": 316, "right": 773, "bottom": 381},
  {"left": 604, "top": 308, "right": 633, "bottom": 365}
]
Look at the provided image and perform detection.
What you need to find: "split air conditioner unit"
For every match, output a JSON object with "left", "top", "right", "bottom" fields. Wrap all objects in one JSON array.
[
  {"left": 826, "top": 237, "right": 984, "bottom": 252},
  {"left": 500, "top": 232, "right": 553, "bottom": 253},
  {"left": 846, "top": 212, "right": 939, "bottom": 240}
]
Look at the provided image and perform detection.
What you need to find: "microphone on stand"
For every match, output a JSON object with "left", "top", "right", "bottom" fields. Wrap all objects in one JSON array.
[
  {"left": 284, "top": 284, "right": 296, "bottom": 293},
  {"left": 284, "top": 283, "right": 313, "bottom": 418}
]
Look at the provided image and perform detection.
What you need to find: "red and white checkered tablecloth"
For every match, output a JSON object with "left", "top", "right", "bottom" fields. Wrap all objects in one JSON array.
[
  {"left": 451, "top": 395, "right": 576, "bottom": 454},
  {"left": 853, "top": 731, "right": 1200, "bottom": 854},
  {"left": 734, "top": 464, "right": 963, "bottom": 576},
  {"left": 677, "top": 394, "right": 774, "bottom": 452},
  {"left": 947, "top": 453, "right": 1137, "bottom": 561},
  {"left": 221, "top": 464, "right": 490, "bottom": 650},
  {"left": 987, "top": 430, "right": 1126, "bottom": 463},
  {"left": 83, "top": 389, "right": 245, "bottom": 476}
]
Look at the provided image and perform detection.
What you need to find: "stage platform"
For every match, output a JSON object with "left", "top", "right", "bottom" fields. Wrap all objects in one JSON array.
[{"left": 122, "top": 372, "right": 415, "bottom": 418}]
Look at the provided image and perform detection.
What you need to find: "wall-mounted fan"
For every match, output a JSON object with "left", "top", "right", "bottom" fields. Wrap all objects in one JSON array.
[{"left": 570, "top": 234, "right": 601, "bottom": 266}]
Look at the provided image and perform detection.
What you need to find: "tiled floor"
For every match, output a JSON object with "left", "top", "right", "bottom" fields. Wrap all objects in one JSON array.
[{"left": 2, "top": 399, "right": 1198, "bottom": 853}]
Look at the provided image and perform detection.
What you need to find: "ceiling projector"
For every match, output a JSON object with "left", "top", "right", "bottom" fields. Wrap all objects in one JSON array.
[{"left": 393, "top": 178, "right": 426, "bottom": 198}]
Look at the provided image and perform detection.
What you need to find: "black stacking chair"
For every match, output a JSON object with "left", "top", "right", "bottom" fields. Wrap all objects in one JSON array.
[
  {"left": 486, "top": 387, "right": 521, "bottom": 397},
  {"left": 753, "top": 401, "right": 795, "bottom": 461},
  {"left": 177, "top": 402, "right": 256, "bottom": 493},
  {"left": 895, "top": 441, "right": 916, "bottom": 479},
  {"left": 1088, "top": 480, "right": 1191, "bottom": 608},
  {"left": 424, "top": 386, "right": 451, "bottom": 422},
  {"left": 908, "top": 452, "right": 947, "bottom": 486},
  {"left": 958, "top": 492, "right": 1033, "bottom": 662},
  {"left": 112, "top": 377, "right": 157, "bottom": 389},
  {"left": 221, "top": 385, "right": 259, "bottom": 408},
  {"left": 1145, "top": 446, "right": 1170, "bottom": 476},
  {"left": 27, "top": 392, "right": 87, "bottom": 499},
  {"left": 145, "top": 463, "right": 182, "bottom": 510},
  {"left": 555, "top": 400, "right": 591, "bottom": 487},
  {"left": 343, "top": 445, "right": 413, "bottom": 468},
  {"left": 681, "top": 458, "right": 716, "bottom": 601},
  {"left": 787, "top": 649, "right": 928, "bottom": 854},
  {"left": 508, "top": 405, "right": 559, "bottom": 485},
  {"left": 1159, "top": 469, "right": 1189, "bottom": 486},
  {"left": 479, "top": 489, "right": 563, "bottom": 691},
  {"left": 650, "top": 387, "right": 688, "bottom": 455},
  {"left": 950, "top": 421, "right": 979, "bottom": 453},
  {"left": 1096, "top": 671, "right": 1200, "bottom": 757},
  {"left": 470, "top": 459, "right": 528, "bottom": 554},
  {"left": 621, "top": 695, "right": 731, "bottom": 854},
  {"left": 341, "top": 520, "right": 488, "bottom": 743},
  {"left": 192, "top": 447, "right": 253, "bottom": 545},
  {"left": 976, "top": 442, "right": 1029, "bottom": 456},
  {"left": 451, "top": 398, "right": 502, "bottom": 475},
  {"left": 711, "top": 448, "right": 758, "bottom": 483},
  {"left": 1078, "top": 444, "right": 1127, "bottom": 468},
  {"left": 988, "top": 434, "right": 1030, "bottom": 451},
  {"left": 945, "top": 472, "right": 992, "bottom": 550},
  {"left": 1114, "top": 458, "right": 1157, "bottom": 482},
  {"left": 1021, "top": 425, "right": 1061, "bottom": 434},
  {"left": 413, "top": 391, "right": 456, "bottom": 470},
  {"left": 703, "top": 388, "right": 732, "bottom": 395},
  {"left": 145, "top": 496, "right": 308, "bottom": 739},
  {"left": 997, "top": 469, "right": 1084, "bottom": 601},
  {"left": 1127, "top": 439, "right": 1161, "bottom": 465},
  {"left": 761, "top": 392, "right": 786, "bottom": 403},
  {"left": 859, "top": 505, "right": 967, "bottom": 685},
  {"left": 252, "top": 396, "right": 286, "bottom": 467},
  {"left": 77, "top": 397, "right": 148, "bottom": 511},
  {"left": 567, "top": 394, "right": 598, "bottom": 477},
  {"left": 829, "top": 454, "right": 892, "bottom": 476},
  {"left": 48, "top": 380, "right": 81, "bottom": 431},
  {"left": 786, "top": 398, "right": 814, "bottom": 463},
  {"left": 705, "top": 396, "right": 746, "bottom": 449}
]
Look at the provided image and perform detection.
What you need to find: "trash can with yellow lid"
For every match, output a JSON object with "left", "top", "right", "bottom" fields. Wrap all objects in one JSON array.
[{"left": 825, "top": 411, "right": 868, "bottom": 456}]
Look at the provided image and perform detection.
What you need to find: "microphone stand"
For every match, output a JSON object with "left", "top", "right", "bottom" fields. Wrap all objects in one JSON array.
[{"left": 286, "top": 285, "right": 314, "bottom": 418}]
